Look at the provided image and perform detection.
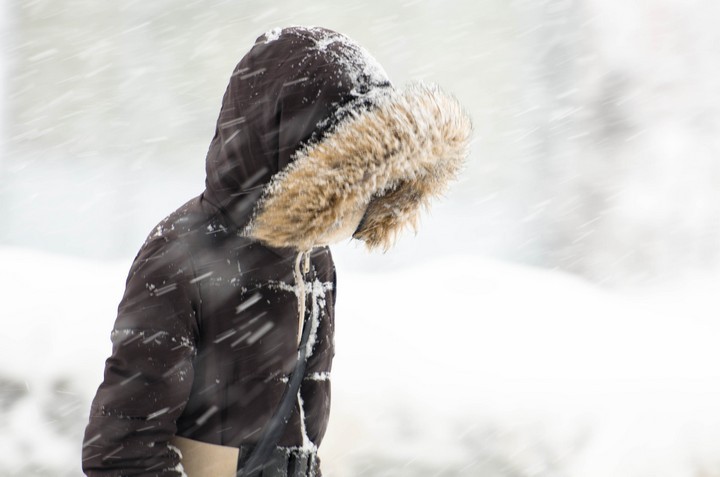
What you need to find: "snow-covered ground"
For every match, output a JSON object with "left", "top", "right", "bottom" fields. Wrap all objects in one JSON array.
[{"left": 1, "top": 246, "right": 719, "bottom": 476}]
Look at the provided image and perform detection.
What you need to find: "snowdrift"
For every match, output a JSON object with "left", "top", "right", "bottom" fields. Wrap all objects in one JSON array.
[{"left": 1, "top": 247, "right": 718, "bottom": 476}]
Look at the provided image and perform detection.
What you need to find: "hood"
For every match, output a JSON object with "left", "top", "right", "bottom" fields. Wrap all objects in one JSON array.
[
  {"left": 204, "top": 26, "right": 472, "bottom": 252},
  {"left": 203, "top": 26, "right": 391, "bottom": 227}
]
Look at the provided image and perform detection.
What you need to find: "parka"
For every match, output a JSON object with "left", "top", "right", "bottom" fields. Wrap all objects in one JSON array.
[{"left": 82, "top": 26, "right": 471, "bottom": 476}]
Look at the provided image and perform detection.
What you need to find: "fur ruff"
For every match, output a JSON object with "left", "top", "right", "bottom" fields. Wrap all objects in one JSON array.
[{"left": 244, "top": 83, "right": 472, "bottom": 251}]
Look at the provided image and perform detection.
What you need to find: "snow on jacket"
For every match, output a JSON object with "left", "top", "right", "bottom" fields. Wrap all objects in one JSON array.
[{"left": 82, "top": 26, "right": 471, "bottom": 476}]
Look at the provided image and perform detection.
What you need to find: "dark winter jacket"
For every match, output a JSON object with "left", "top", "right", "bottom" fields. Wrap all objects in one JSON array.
[{"left": 82, "top": 26, "right": 471, "bottom": 476}]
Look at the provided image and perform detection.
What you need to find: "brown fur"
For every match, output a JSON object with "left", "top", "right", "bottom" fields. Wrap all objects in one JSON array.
[{"left": 244, "top": 83, "right": 472, "bottom": 251}]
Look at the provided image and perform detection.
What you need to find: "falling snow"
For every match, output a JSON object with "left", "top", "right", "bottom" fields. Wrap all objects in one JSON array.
[{"left": 3, "top": 1, "right": 720, "bottom": 476}]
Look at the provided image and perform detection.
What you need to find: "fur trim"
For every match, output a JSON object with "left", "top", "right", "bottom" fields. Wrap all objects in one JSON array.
[{"left": 244, "top": 83, "right": 472, "bottom": 251}]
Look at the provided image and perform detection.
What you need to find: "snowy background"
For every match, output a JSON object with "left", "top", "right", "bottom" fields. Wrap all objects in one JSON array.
[{"left": 2, "top": 1, "right": 720, "bottom": 476}]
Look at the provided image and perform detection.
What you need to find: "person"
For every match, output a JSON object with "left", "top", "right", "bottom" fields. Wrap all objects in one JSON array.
[{"left": 82, "top": 26, "right": 471, "bottom": 477}]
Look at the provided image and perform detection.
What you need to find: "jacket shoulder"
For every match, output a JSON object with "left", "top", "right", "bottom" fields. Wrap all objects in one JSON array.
[{"left": 139, "top": 196, "right": 208, "bottom": 247}]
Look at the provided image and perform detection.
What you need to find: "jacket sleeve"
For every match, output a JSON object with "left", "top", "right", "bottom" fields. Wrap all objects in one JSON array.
[{"left": 82, "top": 237, "right": 200, "bottom": 477}]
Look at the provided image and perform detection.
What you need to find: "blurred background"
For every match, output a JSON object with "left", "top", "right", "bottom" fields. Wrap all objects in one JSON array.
[{"left": 2, "top": 0, "right": 720, "bottom": 476}]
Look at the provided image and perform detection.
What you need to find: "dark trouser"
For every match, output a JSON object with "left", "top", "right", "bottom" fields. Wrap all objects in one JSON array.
[{"left": 237, "top": 446, "right": 321, "bottom": 477}]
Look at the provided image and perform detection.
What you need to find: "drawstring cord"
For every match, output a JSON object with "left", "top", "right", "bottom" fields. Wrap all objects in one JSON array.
[
  {"left": 293, "top": 248, "right": 314, "bottom": 450},
  {"left": 238, "top": 249, "right": 315, "bottom": 476},
  {"left": 294, "top": 250, "right": 311, "bottom": 346}
]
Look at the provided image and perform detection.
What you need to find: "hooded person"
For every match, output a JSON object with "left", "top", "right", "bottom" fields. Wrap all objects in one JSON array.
[{"left": 81, "top": 26, "right": 471, "bottom": 477}]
